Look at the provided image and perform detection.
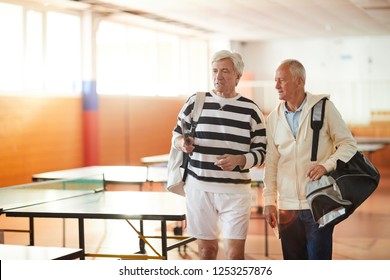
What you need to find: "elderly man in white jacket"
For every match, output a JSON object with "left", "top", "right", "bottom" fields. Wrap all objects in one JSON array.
[{"left": 263, "top": 59, "right": 357, "bottom": 260}]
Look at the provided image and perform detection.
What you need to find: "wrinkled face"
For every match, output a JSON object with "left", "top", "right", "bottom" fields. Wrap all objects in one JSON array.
[
  {"left": 274, "top": 63, "right": 301, "bottom": 102},
  {"left": 212, "top": 58, "right": 240, "bottom": 93}
]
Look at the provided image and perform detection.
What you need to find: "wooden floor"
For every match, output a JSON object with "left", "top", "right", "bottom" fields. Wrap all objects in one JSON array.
[{"left": 1, "top": 166, "right": 389, "bottom": 260}]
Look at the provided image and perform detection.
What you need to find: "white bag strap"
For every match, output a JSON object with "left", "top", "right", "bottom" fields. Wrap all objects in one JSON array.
[
  {"left": 181, "top": 92, "right": 205, "bottom": 182},
  {"left": 191, "top": 92, "right": 206, "bottom": 122}
]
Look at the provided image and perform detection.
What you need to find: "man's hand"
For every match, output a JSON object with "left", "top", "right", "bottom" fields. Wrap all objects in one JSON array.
[
  {"left": 215, "top": 154, "right": 246, "bottom": 171},
  {"left": 306, "top": 164, "right": 327, "bottom": 181},
  {"left": 263, "top": 205, "right": 278, "bottom": 228},
  {"left": 174, "top": 136, "right": 195, "bottom": 154}
]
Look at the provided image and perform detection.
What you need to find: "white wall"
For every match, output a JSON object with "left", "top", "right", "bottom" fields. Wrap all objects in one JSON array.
[{"left": 241, "top": 36, "right": 390, "bottom": 125}]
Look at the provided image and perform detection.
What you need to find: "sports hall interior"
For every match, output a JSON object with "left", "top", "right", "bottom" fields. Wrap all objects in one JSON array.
[{"left": 0, "top": 0, "right": 389, "bottom": 260}]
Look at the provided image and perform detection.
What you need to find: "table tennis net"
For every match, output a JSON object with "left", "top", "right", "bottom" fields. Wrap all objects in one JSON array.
[
  {"left": 10, "top": 174, "right": 105, "bottom": 192},
  {"left": 0, "top": 174, "right": 105, "bottom": 211}
]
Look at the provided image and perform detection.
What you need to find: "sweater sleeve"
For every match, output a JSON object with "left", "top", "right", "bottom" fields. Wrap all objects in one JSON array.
[
  {"left": 242, "top": 106, "right": 267, "bottom": 169},
  {"left": 321, "top": 100, "right": 357, "bottom": 172}
]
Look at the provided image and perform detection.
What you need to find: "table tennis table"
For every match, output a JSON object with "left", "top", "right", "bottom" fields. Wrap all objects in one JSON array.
[
  {"left": 31, "top": 165, "right": 269, "bottom": 256},
  {"left": 0, "top": 175, "right": 195, "bottom": 260},
  {"left": 355, "top": 136, "right": 390, "bottom": 145},
  {"left": 357, "top": 143, "right": 385, "bottom": 160}
]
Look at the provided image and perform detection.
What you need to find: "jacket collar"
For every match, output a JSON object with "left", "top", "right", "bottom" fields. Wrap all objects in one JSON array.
[{"left": 277, "top": 92, "right": 330, "bottom": 118}]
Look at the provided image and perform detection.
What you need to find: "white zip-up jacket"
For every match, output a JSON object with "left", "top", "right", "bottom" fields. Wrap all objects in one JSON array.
[{"left": 263, "top": 92, "right": 357, "bottom": 210}]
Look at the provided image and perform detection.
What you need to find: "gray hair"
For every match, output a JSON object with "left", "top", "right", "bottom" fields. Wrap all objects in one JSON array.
[
  {"left": 212, "top": 50, "right": 245, "bottom": 76},
  {"left": 281, "top": 59, "right": 306, "bottom": 82}
]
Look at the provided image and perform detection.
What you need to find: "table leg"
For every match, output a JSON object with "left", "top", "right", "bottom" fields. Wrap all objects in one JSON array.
[
  {"left": 62, "top": 218, "right": 66, "bottom": 247},
  {"left": 29, "top": 217, "right": 34, "bottom": 246},
  {"left": 161, "top": 220, "right": 167, "bottom": 260},
  {"left": 138, "top": 220, "right": 146, "bottom": 254},
  {"left": 78, "top": 218, "right": 85, "bottom": 260}
]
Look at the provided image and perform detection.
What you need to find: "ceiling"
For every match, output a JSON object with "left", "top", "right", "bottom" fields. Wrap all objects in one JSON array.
[{"left": 71, "top": 0, "right": 390, "bottom": 42}]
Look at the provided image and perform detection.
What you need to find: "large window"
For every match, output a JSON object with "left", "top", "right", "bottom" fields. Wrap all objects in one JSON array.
[
  {"left": 25, "top": 10, "right": 43, "bottom": 91},
  {"left": 126, "top": 26, "right": 158, "bottom": 95},
  {"left": 96, "top": 21, "right": 133, "bottom": 95},
  {"left": 0, "top": 1, "right": 209, "bottom": 97},
  {"left": 0, "top": 2, "right": 81, "bottom": 95},
  {"left": 96, "top": 20, "right": 209, "bottom": 96},
  {"left": 0, "top": 3, "right": 23, "bottom": 91},
  {"left": 45, "top": 11, "right": 81, "bottom": 93}
]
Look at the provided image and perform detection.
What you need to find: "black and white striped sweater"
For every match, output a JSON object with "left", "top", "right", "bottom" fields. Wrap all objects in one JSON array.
[{"left": 173, "top": 91, "right": 266, "bottom": 193}]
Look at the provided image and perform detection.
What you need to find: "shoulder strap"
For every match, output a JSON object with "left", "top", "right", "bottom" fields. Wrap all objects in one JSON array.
[
  {"left": 190, "top": 92, "right": 206, "bottom": 132},
  {"left": 311, "top": 98, "right": 327, "bottom": 161},
  {"left": 192, "top": 92, "right": 206, "bottom": 122},
  {"left": 182, "top": 92, "right": 206, "bottom": 182}
]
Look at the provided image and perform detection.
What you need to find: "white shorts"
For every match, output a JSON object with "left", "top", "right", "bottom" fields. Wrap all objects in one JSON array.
[{"left": 184, "top": 185, "right": 252, "bottom": 240}]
